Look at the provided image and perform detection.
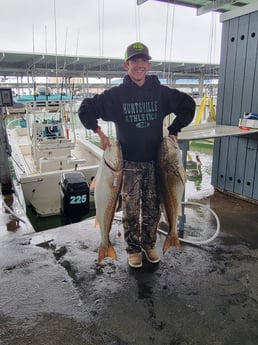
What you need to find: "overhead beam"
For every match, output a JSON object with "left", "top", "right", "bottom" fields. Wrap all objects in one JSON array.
[
  {"left": 137, "top": 0, "right": 251, "bottom": 15},
  {"left": 84, "top": 59, "right": 111, "bottom": 70},
  {"left": 197, "top": 0, "right": 239, "bottom": 15},
  {"left": 28, "top": 55, "right": 45, "bottom": 69},
  {"left": 137, "top": 0, "right": 149, "bottom": 4},
  {"left": 220, "top": 1, "right": 258, "bottom": 21},
  {"left": 63, "top": 57, "right": 80, "bottom": 69},
  {"left": 0, "top": 52, "right": 5, "bottom": 63}
]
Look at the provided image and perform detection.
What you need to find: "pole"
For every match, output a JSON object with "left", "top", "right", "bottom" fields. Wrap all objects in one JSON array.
[{"left": 0, "top": 106, "right": 14, "bottom": 195}]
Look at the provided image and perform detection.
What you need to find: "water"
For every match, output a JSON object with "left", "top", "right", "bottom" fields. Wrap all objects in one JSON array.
[
  {"left": 27, "top": 207, "right": 96, "bottom": 232},
  {"left": 181, "top": 142, "right": 216, "bottom": 243},
  {"left": 185, "top": 144, "right": 214, "bottom": 201}
]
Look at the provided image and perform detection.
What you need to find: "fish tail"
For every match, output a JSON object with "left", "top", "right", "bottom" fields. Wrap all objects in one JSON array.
[
  {"left": 97, "top": 244, "right": 117, "bottom": 263},
  {"left": 90, "top": 178, "right": 96, "bottom": 190},
  {"left": 163, "top": 234, "right": 180, "bottom": 254}
]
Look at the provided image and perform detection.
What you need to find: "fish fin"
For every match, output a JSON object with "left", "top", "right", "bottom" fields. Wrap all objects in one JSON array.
[
  {"left": 163, "top": 234, "right": 180, "bottom": 254},
  {"left": 115, "top": 199, "right": 120, "bottom": 212},
  {"left": 94, "top": 217, "right": 99, "bottom": 228},
  {"left": 158, "top": 220, "right": 169, "bottom": 233},
  {"left": 98, "top": 244, "right": 117, "bottom": 263},
  {"left": 179, "top": 167, "right": 187, "bottom": 185},
  {"left": 90, "top": 178, "right": 96, "bottom": 190},
  {"left": 177, "top": 204, "right": 183, "bottom": 216}
]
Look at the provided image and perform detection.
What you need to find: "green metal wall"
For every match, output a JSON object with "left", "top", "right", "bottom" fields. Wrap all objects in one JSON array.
[{"left": 212, "top": 9, "right": 258, "bottom": 201}]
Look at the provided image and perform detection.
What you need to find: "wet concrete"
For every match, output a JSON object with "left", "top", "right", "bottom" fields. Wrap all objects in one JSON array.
[{"left": 0, "top": 190, "right": 258, "bottom": 345}]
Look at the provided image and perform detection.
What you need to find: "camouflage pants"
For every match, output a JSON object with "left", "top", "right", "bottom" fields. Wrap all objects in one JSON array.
[{"left": 122, "top": 160, "right": 161, "bottom": 253}]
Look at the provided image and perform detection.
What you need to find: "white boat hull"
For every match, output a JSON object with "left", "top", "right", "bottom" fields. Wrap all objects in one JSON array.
[{"left": 19, "top": 164, "right": 99, "bottom": 216}]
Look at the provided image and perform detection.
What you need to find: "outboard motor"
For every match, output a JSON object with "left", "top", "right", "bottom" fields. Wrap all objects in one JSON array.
[{"left": 60, "top": 171, "right": 90, "bottom": 224}]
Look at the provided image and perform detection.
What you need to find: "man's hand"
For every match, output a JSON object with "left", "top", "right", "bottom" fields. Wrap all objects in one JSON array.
[
  {"left": 95, "top": 127, "right": 112, "bottom": 150},
  {"left": 168, "top": 134, "right": 178, "bottom": 143}
]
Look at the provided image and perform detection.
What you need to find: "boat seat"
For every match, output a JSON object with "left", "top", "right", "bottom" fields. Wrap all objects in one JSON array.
[
  {"left": 39, "top": 156, "right": 71, "bottom": 173},
  {"left": 19, "top": 145, "right": 31, "bottom": 155},
  {"left": 37, "top": 138, "right": 75, "bottom": 150}
]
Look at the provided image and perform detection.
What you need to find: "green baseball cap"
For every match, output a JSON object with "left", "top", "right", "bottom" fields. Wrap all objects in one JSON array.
[{"left": 125, "top": 42, "right": 152, "bottom": 61}]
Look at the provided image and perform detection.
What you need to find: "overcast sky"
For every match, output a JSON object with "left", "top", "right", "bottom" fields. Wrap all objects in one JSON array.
[{"left": 0, "top": 0, "right": 222, "bottom": 64}]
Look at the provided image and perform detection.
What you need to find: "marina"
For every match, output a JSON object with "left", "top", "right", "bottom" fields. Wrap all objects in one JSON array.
[
  {"left": 1, "top": 1, "right": 258, "bottom": 343},
  {"left": 2, "top": 77, "right": 217, "bottom": 232},
  {"left": 3, "top": 99, "right": 258, "bottom": 233}
]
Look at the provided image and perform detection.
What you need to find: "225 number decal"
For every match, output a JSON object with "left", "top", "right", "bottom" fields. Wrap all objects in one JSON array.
[{"left": 69, "top": 195, "right": 87, "bottom": 204}]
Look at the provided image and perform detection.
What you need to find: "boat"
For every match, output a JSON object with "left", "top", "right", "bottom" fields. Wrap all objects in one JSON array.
[
  {"left": 7, "top": 100, "right": 26, "bottom": 115},
  {"left": 7, "top": 101, "right": 102, "bottom": 218}
]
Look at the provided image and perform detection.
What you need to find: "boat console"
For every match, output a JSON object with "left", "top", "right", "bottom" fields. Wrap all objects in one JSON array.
[{"left": 31, "top": 118, "right": 75, "bottom": 172}]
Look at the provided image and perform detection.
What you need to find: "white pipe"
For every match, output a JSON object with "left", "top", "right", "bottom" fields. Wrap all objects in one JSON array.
[
  {"left": 179, "top": 201, "right": 220, "bottom": 245},
  {"left": 2, "top": 199, "right": 26, "bottom": 224}
]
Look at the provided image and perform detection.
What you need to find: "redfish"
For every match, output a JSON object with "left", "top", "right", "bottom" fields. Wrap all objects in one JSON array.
[
  {"left": 157, "top": 136, "right": 187, "bottom": 253},
  {"left": 92, "top": 141, "right": 123, "bottom": 263}
]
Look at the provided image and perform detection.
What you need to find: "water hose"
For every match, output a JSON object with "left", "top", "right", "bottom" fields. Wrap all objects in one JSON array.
[
  {"left": 2, "top": 199, "right": 26, "bottom": 224},
  {"left": 158, "top": 201, "right": 220, "bottom": 245},
  {"left": 114, "top": 201, "right": 220, "bottom": 246}
]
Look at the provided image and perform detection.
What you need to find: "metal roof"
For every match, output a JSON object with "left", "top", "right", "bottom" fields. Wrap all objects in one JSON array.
[
  {"left": 0, "top": 51, "right": 219, "bottom": 81},
  {"left": 4, "top": 1, "right": 257, "bottom": 81},
  {"left": 138, "top": 0, "right": 258, "bottom": 16}
]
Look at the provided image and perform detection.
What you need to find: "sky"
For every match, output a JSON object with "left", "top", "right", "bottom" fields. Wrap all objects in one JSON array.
[{"left": 0, "top": 0, "right": 222, "bottom": 64}]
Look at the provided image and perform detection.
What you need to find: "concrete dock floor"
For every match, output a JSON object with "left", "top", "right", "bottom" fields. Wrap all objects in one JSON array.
[{"left": 0, "top": 190, "right": 258, "bottom": 345}]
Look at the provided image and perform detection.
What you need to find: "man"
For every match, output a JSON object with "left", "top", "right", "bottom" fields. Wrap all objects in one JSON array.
[{"left": 78, "top": 42, "right": 195, "bottom": 268}]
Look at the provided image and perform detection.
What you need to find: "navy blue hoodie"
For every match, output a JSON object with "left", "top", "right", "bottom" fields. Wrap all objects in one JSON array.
[{"left": 78, "top": 75, "right": 195, "bottom": 162}]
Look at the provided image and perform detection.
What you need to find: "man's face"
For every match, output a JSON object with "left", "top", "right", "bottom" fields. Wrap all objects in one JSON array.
[{"left": 123, "top": 57, "right": 150, "bottom": 86}]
